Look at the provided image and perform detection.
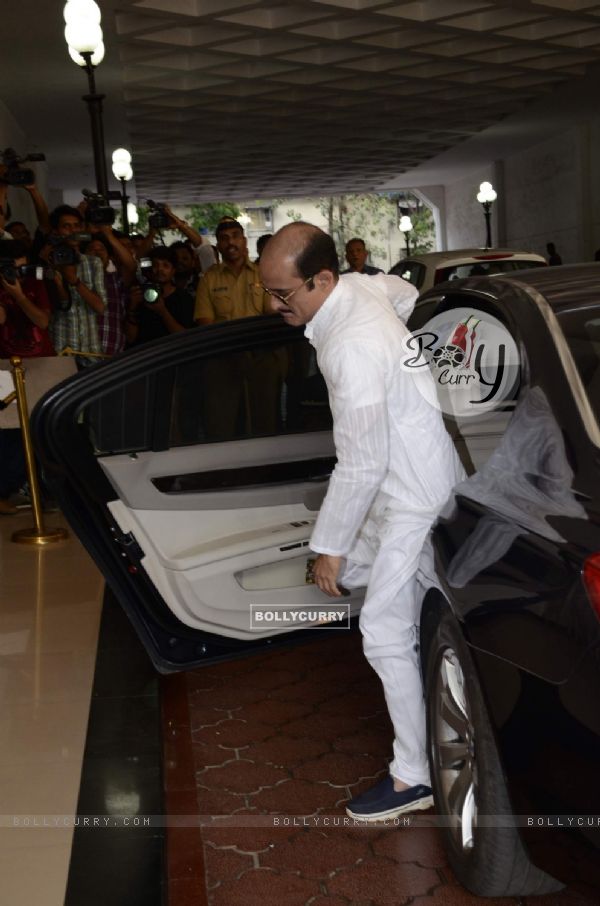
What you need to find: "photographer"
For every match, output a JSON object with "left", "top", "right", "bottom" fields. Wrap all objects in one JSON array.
[
  {"left": 82, "top": 225, "right": 137, "bottom": 356},
  {"left": 0, "top": 239, "right": 54, "bottom": 515},
  {"left": 42, "top": 205, "right": 107, "bottom": 358},
  {"left": 0, "top": 155, "right": 50, "bottom": 259},
  {"left": 126, "top": 247, "right": 194, "bottom": 346},
  {"left": 0, "top": 240, "right": 54, "bottom": 358}
]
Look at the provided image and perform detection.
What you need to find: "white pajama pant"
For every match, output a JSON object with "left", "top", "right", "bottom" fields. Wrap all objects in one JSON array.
[{"left": 341, "top": 502, "right": 434, "bottom": 787}]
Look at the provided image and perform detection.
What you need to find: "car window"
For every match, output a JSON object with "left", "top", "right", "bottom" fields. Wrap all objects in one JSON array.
[
  {"left": 556, "top": 307, "right": 600, "bottom": 424},
  {"left": 434, "top": 259, "right": 545, "bottom": 284},
  {"left": 389, "top": 260, "right": 426, "bottom": 288},
  {"left": 82, "top": 336, "right": 332, "bottom": 455}
]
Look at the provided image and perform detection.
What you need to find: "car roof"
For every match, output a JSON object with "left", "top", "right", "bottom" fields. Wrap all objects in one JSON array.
[
  {"left": 404, "top": 248, "right": 546, "bottom": 265},
  {"left": 493, "top": 262, "right": 600, "bottom": 312}
]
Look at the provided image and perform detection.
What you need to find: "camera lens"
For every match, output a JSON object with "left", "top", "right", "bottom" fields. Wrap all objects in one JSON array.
[{"left": 144, "top": 286, "right": 159, "bottom": 303}]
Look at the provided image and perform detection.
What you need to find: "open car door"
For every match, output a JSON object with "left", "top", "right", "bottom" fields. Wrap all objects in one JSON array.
[{"left": 32, "top": 317, "right": 364, "bottom": 672}]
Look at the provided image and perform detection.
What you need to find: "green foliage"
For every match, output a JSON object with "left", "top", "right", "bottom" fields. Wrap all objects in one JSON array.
[
  {"left": 186, "top": 202, "right": 241, "bottom": 233},
  {"left": 308, "top": 193, "right": 434, "bottom": 265},
  {"left": 131, "top": 205, "right": 149, "bottom": 235},
  {"left": 403, "top": 200, "right": 434, "bottom": 256},
  {"left": 316, "top": 194, "right": 396, "bottom": 262}
]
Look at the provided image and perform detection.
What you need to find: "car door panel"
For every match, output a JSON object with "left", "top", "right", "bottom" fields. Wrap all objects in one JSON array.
[
  {"left": 97, "top": 432, "right": 336, "bottom": 510},
  {"left": 32, "top": 320, "right": 363, "bottom": 666}
]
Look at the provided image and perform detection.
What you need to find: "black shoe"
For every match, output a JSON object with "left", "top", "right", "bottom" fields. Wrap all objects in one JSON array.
[{"left": 346, "top": 776, "right": 433, "bottom": 821}]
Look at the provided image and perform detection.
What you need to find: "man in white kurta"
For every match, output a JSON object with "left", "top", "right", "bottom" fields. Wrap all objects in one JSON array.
[{"left": 260, "top": 222, "right": 464, "bottom": 819}]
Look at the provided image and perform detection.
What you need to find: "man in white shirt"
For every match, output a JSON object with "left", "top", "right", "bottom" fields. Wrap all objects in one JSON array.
[{"left": 260, "top": 222, "right": 464, "bottom": 820}]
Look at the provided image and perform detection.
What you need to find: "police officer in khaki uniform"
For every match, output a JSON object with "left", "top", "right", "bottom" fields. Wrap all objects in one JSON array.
[
  {"left": 195, "top": 219, "right": 270, "bottom": 324},
  {"left": 195, "top": 218, "right": 285, "bottom": 440}
]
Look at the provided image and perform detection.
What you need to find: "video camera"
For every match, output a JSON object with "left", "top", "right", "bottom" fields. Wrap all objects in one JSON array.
[
  {"left": 82, "top": 189, "right": 116, "bottom": 226},
  {"left": 147, "top": 199, "right": 171, "bottom": 231},
  {"left": 1, "top": 147, "right": 46, "bottom": 186}
]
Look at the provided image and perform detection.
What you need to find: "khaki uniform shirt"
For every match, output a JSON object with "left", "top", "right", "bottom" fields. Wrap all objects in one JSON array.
[{"left": 194, "top": 259, "right": 270, "bottom": 323}]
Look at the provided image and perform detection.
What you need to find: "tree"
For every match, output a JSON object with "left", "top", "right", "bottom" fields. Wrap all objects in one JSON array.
[
  {"left": 186, "top": 202, "right": 241, "bottom": 233},
  {"left": 282, "top": 193, "right": 435, "bottom": 265}
]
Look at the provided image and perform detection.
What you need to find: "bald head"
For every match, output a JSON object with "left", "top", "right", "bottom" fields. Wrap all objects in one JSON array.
[
  {"left": 259, "top": 221, "right": 340, "bottom": 328},
  {"left": 261, "top": 221, "right": 339, "bottom": 282}
]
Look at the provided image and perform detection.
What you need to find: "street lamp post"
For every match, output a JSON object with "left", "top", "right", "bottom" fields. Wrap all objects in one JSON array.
[
  {"left": 111, "top": 149, "right": 133, "bottom": 235},
  {"left": 477, "top": 181, "right": 497, "bottom": 249},
  {"left": 399, "top": 215, "right": 413, "bottom": 257},
  {"left": 64, "top": 0, "right": 109, "bottom": 198}
]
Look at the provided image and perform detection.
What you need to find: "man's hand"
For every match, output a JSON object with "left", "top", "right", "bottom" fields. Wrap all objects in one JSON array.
[
  {"left": 0, "top": 274, "right": 24, "bottom": 299},
  {"left": 312, "top": 554, "right": 343, "bottom": 598},
  {"left": 145, "top": 296, "right": 167, "bottom": 315},
  {"left": 59, "top": 264, "right": 79, "bottom": 286}
]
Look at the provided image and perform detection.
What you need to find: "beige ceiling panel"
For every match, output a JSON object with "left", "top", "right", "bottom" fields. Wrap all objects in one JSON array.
[
  {"left": 207, "top": 60, "right": 301, "bottom": 77},
  {"left": 552, "top": 25, "right": 600, "bottom": 42},
  {"left": 446, "top": 66, "right": 525, "bottom": 83},
  {"left": 292, "top": 17, "right": 396, "bottom": 38},
  {"left": 312, "top": 0, "right": 397, "bottom": 8},
  {"left": 499, "top": 17, "right": 599, "bottom": 39},
  {"left": 336, "top": 52, "right": 413, "bottom": 69},
  {"left": 137, "top": 25, "right": 248, "bottom": 45},
  {"left": 129, "top": 72, "right": 232, "bottom": 90},
  {"left": 377, "top": 1, "right": 494, "bottom": 23},
  {"left": 219, "top": 35, "right": 316, "bottom": 54},
  {"left": 280, "top": 45, "right": 374, "bottom": 63},
  {"left": 417, "top": 36, "right": 510, "bottom": 55},
  {"left": 270, "top": 68, "right": 345, "bottom": 83},
  {"left": 116, "top": 13, "right": 174, "bottom": 35},
  {"left": 355, "top": 27, "right": 443, "bottom": 47},
  {"left": 447, "top": 8, "right": 547, "bottom": 30},
  {"left": 467, "top": 45, "right": 556, "bottom": 63},
  {"left": 519, "top": 50, "right": 597, "bottom": 66},
  {"left": 137, "top": 50, "right": 232, "bottom": 70},
  {"left": 218, "top": 5, "right": 336, "bottom": 28},
  {"left": 490, "top": 71, "right": 564, "bottom": 87},
  {"left": 532, "top": 0, "right": 599, "bottom": 9},
  {"left": 392, "top": 59, "right": 477, "bottom": 76},
  {"left": 132, "top": 0, "right": 258, "bottom": 14}
]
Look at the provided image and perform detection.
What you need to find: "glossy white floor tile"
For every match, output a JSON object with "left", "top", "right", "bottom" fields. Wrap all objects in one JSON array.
[{"left": 0, "top": 509, "right": 104, "bottom": 905}]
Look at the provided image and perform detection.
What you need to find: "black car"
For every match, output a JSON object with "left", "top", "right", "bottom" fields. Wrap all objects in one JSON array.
[
  {"left": 409, "top": 264, "right": 600, "bottom": 897},
  {"left": 32, "top": 264, "right": 600, "bottom": 897}
]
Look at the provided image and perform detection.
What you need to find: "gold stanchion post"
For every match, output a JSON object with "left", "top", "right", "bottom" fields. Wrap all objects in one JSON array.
[{"left": 9, "top": 356, "right": 68, "bottom": 546}]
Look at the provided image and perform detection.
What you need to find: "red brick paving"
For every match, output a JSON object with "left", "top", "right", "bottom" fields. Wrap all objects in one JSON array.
[{"left": 163, "top": 630, "right": 598, "bottom": 906}]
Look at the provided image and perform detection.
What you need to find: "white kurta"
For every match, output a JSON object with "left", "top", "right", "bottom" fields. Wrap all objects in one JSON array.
[{"left": 305, "top": 272, "right": 465, "bottom": 784}]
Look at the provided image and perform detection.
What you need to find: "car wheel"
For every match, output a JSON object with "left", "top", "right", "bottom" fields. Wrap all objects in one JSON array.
[{"left": 425, "top": 608, "right": 562, "bottom": 897}]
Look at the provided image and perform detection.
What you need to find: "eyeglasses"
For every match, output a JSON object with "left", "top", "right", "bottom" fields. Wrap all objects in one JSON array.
[{"left": 261, "top": 275, "right": 315, "bottom": 305}]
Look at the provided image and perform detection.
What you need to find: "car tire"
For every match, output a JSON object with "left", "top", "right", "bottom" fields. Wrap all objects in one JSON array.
[{"left": 424, "top": 608, "right": 562, "bottom": 897}]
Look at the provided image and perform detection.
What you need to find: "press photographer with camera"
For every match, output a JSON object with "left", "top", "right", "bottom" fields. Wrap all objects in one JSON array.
[
  {"left": 41, "top": 205, "right": 107, "bottom": 360},
  {"left": 0, "top": 239, "right": 54, "bottom": 358},
  {"left": 126, "top": 246, "right": 195, "bottom": 346},
  {"left": 0, "top": 149, "right": 51, "bottom": 258},
  {"left": 82, "top": 224, "right": 137, "bottom": 356},
  {"left": 0, "top": 238, "right": 55, "bottom": 515}
]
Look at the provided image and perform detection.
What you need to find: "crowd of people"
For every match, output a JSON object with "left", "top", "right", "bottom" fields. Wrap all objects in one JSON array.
[
  {"left": 0, "top": 168, "right": 385, "bottom": 367},
  {"left": 0, "top": 166, "right": 386, "bottom": 509}
]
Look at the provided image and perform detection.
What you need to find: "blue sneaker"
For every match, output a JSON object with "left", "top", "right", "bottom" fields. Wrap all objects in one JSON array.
[{"left": 345, "top": 776, "right": 433, "bottom": 821}]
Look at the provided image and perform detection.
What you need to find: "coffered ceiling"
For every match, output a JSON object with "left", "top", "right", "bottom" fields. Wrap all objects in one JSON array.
[{"left": 6, "top": 1, "right": 600, "bottom": 202}]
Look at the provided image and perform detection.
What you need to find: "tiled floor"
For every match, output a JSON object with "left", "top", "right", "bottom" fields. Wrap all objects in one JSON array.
[
  {"left": 0, "top": 508, "right": 104, "bottom": 905},
  {"left": 162, "top": 631, "right": 598, "bottom": 906}
]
